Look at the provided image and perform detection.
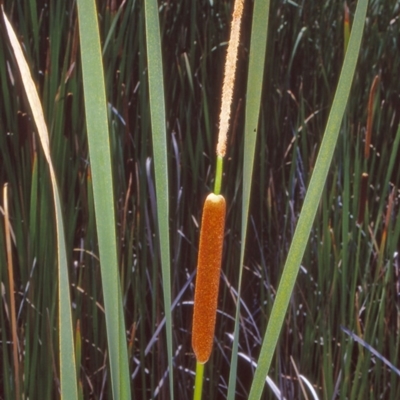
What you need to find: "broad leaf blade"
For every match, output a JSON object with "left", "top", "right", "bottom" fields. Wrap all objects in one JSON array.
[
  {"left": 227, "top": 0, "right": 271, "bottom": 398},
  {"left": 248, "top": 0, "right": 369, "bottom": 398},
  {"left": 144, "top": 1, "right": 174, "bottom": 397},
  {"left": 76, "top": 1, "right": 131, "bottom": 398}
]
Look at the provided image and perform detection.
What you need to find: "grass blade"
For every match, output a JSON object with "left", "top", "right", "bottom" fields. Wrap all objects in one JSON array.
[
  {"left": 2, "top": 9, "right": 78, "bottom": 399},
  {"left": 76, "top": 1, "right": 131, "bottom": 398},
  {"left": 144, "top": 1, "right": 174, "bottom": 397},
  {"left": 227, "top": 0, "right": 271, "bottom": 398},
  {"left": 248, "top": 0, "right": 369, "bottom": 398}
]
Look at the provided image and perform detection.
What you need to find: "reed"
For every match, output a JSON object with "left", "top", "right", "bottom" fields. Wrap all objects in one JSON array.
[
  {"left": 2, "top": 0, "right": 399, "bottom": 398},
  {"left": 3, "top": 184, "right": 20, "bottom": 400}
]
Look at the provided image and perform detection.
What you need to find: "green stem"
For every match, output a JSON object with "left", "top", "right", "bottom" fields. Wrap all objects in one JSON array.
[
  {"left": 193, "top": 361, "right": 205, "bottom": 400},
  {"left": 214, "top": 155, "right": 224, "bottom": 195}
]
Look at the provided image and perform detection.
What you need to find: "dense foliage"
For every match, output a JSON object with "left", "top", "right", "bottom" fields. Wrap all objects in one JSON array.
[{"left": 0, "top": 0, "right": 399, "bottom": 398}]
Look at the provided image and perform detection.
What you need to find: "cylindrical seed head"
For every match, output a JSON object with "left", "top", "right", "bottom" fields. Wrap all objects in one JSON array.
[{"left": 192, "top": 193, "right": 226, "bottom": 363}]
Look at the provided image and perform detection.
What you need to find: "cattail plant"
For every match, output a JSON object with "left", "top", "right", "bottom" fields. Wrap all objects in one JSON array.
[
  {"left": 191, "top": 0, "right": 244, "bottom": 398},
  {"left": 357, "top": 75, "right": 379, "bottom": 225},
  {"left": 364, "top": 75, "right": 379, "bottom": 160}
]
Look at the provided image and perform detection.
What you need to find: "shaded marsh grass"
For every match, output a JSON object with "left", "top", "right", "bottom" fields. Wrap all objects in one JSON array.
[{"left": 0, "top": 0, "right": 400, "bottom": 399}]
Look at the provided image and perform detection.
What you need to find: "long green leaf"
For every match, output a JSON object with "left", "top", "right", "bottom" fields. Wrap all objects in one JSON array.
[
  {"left": 144, "top": 1, "right": 174, "bottom": 397},
  {"left": 248, "top": 0, "right": 368, "bottom": 398},
  {"left": 2, "top": 9, "right": 78, "bottom": 399},
  {"left": 227, "top": 0, "right": 271, "bottom": 398},
  {"left": 76, "top": 1, "right": 131, "bottom": 398}
]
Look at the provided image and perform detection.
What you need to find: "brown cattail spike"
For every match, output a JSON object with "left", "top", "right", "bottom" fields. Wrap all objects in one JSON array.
[
  {"left": 380, "top": 186, "right": 395, "bottom": 254},
  {"left": 192, "top": 193, "right": 226, "bottom": 363},
  {"left": 365, "top": 75, "right": 379, "bottom": 160}
]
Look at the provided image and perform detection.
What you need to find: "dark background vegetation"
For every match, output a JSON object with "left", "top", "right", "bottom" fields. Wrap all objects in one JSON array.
[{"left": 1, "top": 0, "right": 399, "bottom": 398}]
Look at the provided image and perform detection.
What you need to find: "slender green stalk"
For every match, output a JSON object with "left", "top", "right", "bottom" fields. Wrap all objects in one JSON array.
[
  {"left": 214, "top": 155, "right": 224, "bottom": 195},
  {"left": 193, "top": 361, "right": 205, "bottom": 400},
  {"left": 3, "top": 184, "right": 20, "bottom": 400}
]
